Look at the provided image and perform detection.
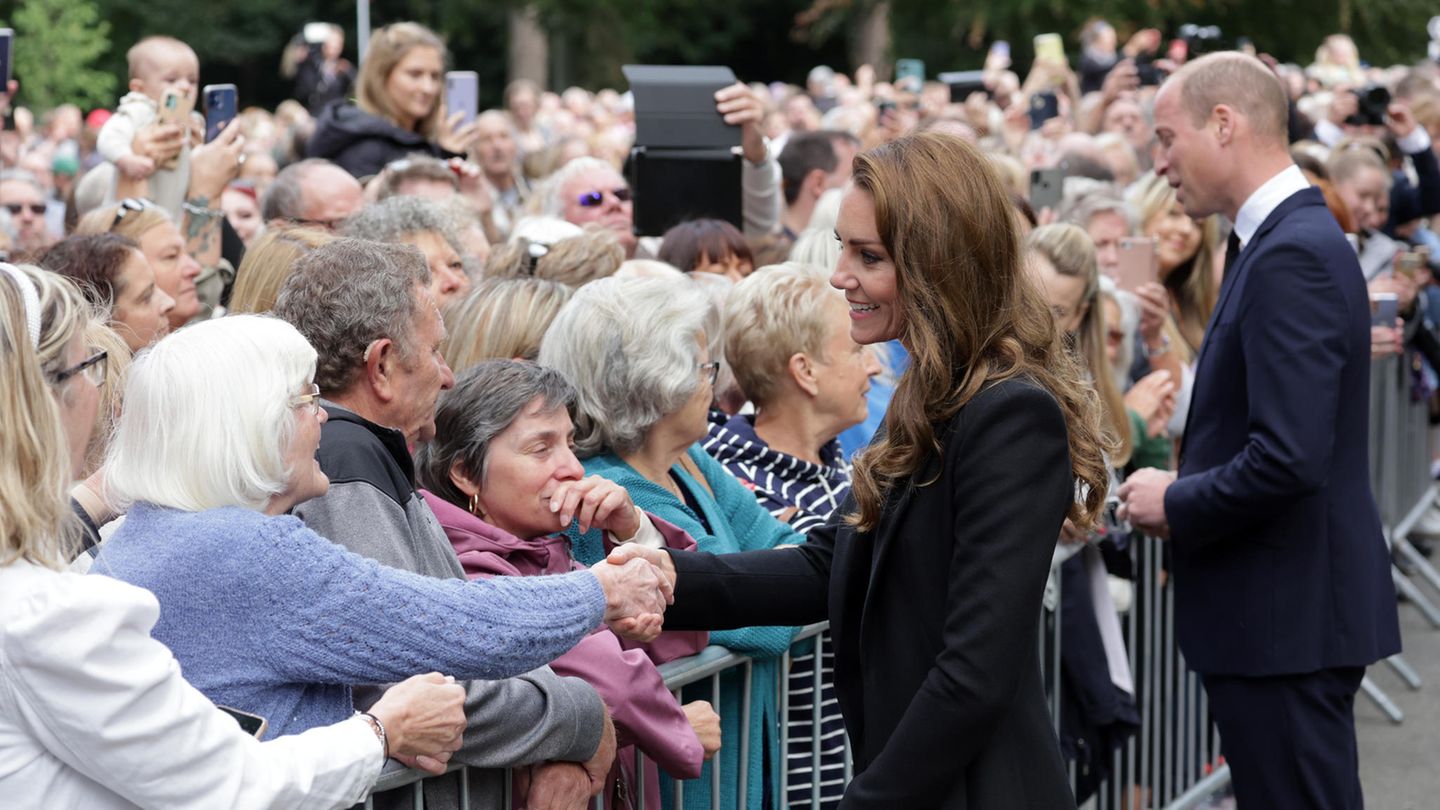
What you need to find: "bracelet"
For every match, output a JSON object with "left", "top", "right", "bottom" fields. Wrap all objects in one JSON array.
[
  {"left": 182, "top": 200, "right": 223, "bottom": 219},
  {"left": 358, "top": 711, "right": 389, "bottom": 759},
  {"left": 1145, "top": 334, "right": 1171, "bottom": 359}
]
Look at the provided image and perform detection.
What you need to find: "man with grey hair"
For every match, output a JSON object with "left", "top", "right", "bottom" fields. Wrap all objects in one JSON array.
[
  {"left": 260, "top": 158, "right": 364, "bottom": 231},
  {"left": 474, "top": 110, "right": 529, "bottom": 239},
  {"left": 273, "top": 239, "right": 655, "bottom": 808},
  {"left": 343, "top": 196, "right": 473, "bottom": 307},
  {"left": 0, "top": 169, "right": 55, "bottom": 253},
  {"left": 1118, "top": 52, "right": 1399, "bottom": 807}
]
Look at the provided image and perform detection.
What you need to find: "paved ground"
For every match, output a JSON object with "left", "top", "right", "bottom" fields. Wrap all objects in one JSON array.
[{"left": 1358, "top": 591, "right": 1440, "bottom": 809}]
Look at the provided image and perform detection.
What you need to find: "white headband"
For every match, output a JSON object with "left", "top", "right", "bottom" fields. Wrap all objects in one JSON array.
[{"left": 0, "top": 263, "right": 41, "bottom": 349}]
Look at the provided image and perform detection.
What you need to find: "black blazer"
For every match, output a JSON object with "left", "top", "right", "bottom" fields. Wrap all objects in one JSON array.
[
  {"left": 1165, "top": 186, "right": 1401, "bottom": 676},
  {"left": 666, "top": 377, "right": 1077, "bottom": 809}
]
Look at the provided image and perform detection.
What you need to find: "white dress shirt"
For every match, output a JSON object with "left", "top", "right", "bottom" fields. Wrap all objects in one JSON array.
[
  {"left": 0, "top": 561, "right": 383, "bottom": 809},
  {"left": 1233, "top": 164, "right": 1312, "bottom": 251}
]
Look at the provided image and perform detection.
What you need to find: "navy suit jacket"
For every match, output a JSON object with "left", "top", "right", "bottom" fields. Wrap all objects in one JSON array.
[{"left": 1164, "top": 186, "right": 1401, "bottom": 676}]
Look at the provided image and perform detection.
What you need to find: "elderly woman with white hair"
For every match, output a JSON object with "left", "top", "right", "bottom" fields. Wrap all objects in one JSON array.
[
  {"left": 90, "top": 314, "right": 670, "bottom": 743},
  {"left": 700, "top": 262, "right": 878, "bottom": 806},
  {"left": 342, "top": 195, "right": 473, "bottom": 307},
  {"left": 540, "top": 276, "right": 803, "bottom": 809}
]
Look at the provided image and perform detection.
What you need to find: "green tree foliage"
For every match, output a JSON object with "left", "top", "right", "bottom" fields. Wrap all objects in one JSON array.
[{"left": 4, "top": 0, "right": 116, "bottom": 110}]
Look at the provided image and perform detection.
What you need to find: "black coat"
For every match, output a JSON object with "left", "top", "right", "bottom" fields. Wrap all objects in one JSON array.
[
  {"left": 304, "top": 101, "right": 457, "bottom": 179},
  {"left": 665, "top": 377, "right": 1078, "bottom": 808}
]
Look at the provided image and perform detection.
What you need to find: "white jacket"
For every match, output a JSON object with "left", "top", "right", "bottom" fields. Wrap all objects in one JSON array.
[{"left": 0, "top": 560, "right": 383, "bottom": 809}]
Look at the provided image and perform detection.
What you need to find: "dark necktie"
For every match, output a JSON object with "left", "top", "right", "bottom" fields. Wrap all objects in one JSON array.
[{"left": 1222, "top": 229, "right": 1243, "bottom": 279}]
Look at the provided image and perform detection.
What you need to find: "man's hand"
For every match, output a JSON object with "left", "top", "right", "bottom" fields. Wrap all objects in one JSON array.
[
  {"left": 1371, "top": 321, "right": 1403, "bottom": 359},
  {"left": 1387, "top": 102, "right": 1419, "bottom": 141},
  {"left": 1101, "top": 60, "right": 1140, "bottom": 104},
  {"left": 134, "top": 122, "right": 185, "bottom": 165},
  {"left": 1117, "top": 468, "right": 1177, "bottom": 538},
  {"left": 524, "top": 761, "right": 595, "bottom": 810},
  {"left": 549, "top": 475, "right": 642, "bottom": 539},
  {"left": 187, "top": 120, "right": 244, "bottom": 201},
  {"left": 1328, "top": 88, "right": 1359, "bottom": 127},
  {"left": 682, "top": 700, "right": 722, "bottom": 760},
  {"left": 589, "top": 556, "right": 669, "bottom": 642},
  {"left": 715, "top": 82, "right": 767, "bottom": 164},
  {"left": 580, "top": 709, "right": 616, "bottom": 792}
]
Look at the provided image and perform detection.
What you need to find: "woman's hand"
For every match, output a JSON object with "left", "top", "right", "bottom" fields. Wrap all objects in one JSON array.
[
  {"left": 436, "top": 110, "right": 481, "bottom": 156},
  {"left": 549, "top": 475, "right": 642, "bottom": 539},
  {"left": 1371, "top": 321, "right": 1403, "bottom": 359},
  {"left": 683, "top": 700, "right": 722, "bottom": 760},
  {"left": 187, "top": 120, "right": 244, "bottom": 202},
  {"left": 368, "top": 672, "right": 467, "bottom": 774},
  {"left": 134, "top": 122, "right": 185, "bottom": 165},
  {"left": 1124, "top": 370, "right": 1177, "bottom": 439},
  {"left": 589, "top": 555, "right": 669, "bottom": 642},
  {"left": 1133, "top": 282, "right": 1171, "bottom": 348}
]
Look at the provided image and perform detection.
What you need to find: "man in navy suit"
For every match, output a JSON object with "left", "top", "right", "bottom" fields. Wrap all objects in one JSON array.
[{"left": 1118, "top": 52, "right": 1400, "bottom": 808}]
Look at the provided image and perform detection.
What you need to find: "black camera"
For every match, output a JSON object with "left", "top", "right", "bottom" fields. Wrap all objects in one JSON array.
[
  {"left": 1346, "top": 84, "right": 1391, "bottom": 128},
  {"left": 1179, "top": 24, "right": 1226, "bottom": 57}
]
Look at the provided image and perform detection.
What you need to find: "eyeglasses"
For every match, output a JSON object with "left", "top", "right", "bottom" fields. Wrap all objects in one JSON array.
[
  {"left": 523, "top": 239, "right": 551, "bottom": 276},
  {"left": 290, "top": 383, "right": 323, "bottom": 414},
  {"left": 576, "top": 187, "right": 632, "bottom": 208},
  {"left": 112, "top": 197, "right": 149, "bottom": 227},
  {"left": 3, "top": 202, "right": 46, "bottom": 217},
  {"left": 52, "top": 350, "right": 107, "bottom": 387},
  {"left": 698, "top": 361, "right": 720, "bottom": 386},
  {"left": 290, "top": 216, "right": 348, "bottom": 232}
]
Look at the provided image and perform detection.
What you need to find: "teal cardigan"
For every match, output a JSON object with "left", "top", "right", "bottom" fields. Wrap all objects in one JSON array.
[{"left": 571, "top": 444, "right": 803, "bottom": 810}]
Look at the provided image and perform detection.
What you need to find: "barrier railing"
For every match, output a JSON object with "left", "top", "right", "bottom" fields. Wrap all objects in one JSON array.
[{"left": 367, "top": 352, "right": 1436, "bottom": 809}]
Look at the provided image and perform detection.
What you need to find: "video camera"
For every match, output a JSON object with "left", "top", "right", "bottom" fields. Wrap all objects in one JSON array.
[
  {"left": 1178, "top": 24, "right": 1226, "bottom": 57},
  {"left": 1346, "top": 84, "right": 1391, "bottom": 128}
]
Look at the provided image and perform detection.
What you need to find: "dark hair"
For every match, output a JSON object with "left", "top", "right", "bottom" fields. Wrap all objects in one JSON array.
[
  {"left": 35, "top": 234, "right": 142, "bottom": 312},
  {"left": 657, "top": 218, "right": 753, "bottom": 274},
  {"left": 416, "top": 360, "right": 577, "bottom": 509},
  {"left": 778, "top": 132, "right": 839, "bottom": 205}
]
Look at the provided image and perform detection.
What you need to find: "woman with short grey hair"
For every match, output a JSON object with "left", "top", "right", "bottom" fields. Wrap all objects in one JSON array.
[
  {"left": 343, "top": 196, "right": 472, "bottom": 307},
  {"left": 540, "top": 276, "right": 805, "bottom": 808}
]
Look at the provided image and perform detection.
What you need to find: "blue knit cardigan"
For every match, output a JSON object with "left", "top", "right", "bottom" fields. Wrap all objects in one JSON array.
[
  {"left": 93, "top": 502, "right": 605, "bottom": 737},
  {"left": 571, "top": 445, "right": 804, "bottom": 810}
]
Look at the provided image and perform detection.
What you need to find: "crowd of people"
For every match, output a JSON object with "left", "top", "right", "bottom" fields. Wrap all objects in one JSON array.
[{"left": 0, "top": 15, "right": 1434, "bottom": 809}]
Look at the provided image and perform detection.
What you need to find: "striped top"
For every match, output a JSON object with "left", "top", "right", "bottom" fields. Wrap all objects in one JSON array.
[{"left": 701, "top": 414, "right": 852, "bottom": 535}]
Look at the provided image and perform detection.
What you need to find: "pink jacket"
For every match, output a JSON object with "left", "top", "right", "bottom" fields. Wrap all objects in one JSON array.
[{"left": 421, "top": 491, "right": 710, "bottom": 808}]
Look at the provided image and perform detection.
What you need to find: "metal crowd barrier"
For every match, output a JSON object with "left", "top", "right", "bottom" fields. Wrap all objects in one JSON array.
[{"left": 366, "top": 353, "right": 1436, "bottom": 809}]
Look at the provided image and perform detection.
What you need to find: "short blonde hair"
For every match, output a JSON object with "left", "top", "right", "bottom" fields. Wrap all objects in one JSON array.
[
  {"left": 74, "top": 201, "right": 174, "bottom": 243},
  {"left": 357, "top": 23, "right": 447, "bottom": 138},
  {"left": 723, "top": 262, "right": 840, "bottom": 408},
  {"left": 443, "top": 276, "right": 573, "bottom": 371},
  {"left": 126, "top": 36, "right": 196, "bottom": 81},
  {"left": 486, "top": 228, "right": 625, "bottom": 288},
  {"left": 229, "top": 227, "right": 336, "bottom": 314},
  {"left": 105, "top": 315, "right": 317, "bottom": 512},
  {"left": 0, "top": 265, "right": 91, "bottom": 567},
  {"left": 1171, "top": 52, "right": 1289, "bottom": 146}
]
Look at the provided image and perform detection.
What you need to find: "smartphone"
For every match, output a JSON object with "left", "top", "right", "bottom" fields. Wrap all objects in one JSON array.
[
  {"left": 1395, "top": 250, "right": 1427, "bottom": 280},
  {"left": 1028, "top": 92, "right": 1060, "bottom": 130},
  {"left": 1029, "top": 167, "right": 1065, "bottom": 211},
  {"left": 1113, "top": 237, "right": 1159, "bottom": 292},
  {"left": 1371, "top": 292, "right": 1399, "bottom": 328},
  {"left": 940, "top": 70, "right": 989, "bottom": 103},
  {"left": 445, "top": 71, "right": 479, "bottom": 127},
  {"left": 895, "top": 58, "right": 925, "bottom": 92},
  {"left": 1034, "top": 33, "right": 1065, "bottom": 64},
  {"left": 158, "top": 88, "right": 193, "bottom": 128},
  {"left": 0, "top": 29, "right": 13, "bottom": 88},
  {"left": 203, "top": 84, "right": 237, "bottom": 143},
  {"left": 217, "top": 705, "right": 268, "bottom": 739},
  {"left": 990, "top": 41, "right": 1011, "bottom": 62}
]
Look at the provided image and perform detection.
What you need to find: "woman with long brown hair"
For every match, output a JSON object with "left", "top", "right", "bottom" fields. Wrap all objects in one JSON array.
[{"left": 608, "top": 131, "right": 1109, "bottom": 807}]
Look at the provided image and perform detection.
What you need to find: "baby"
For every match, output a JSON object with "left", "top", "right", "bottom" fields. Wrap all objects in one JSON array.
[{"left": 96, "top": 36, "right": 200, "bottom": 213}]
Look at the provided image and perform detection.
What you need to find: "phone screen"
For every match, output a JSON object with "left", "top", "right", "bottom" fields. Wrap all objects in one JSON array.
[
  {"left": 1028, "top": 92, "right": 1060, "bottom": 130},
  {"left": 1371, "top": 293, "right": 1399, "bottom": 327},
  {"left": 445, "top": 71, "right": 479, "bottom": 127},
  {"left": 0, "top": 29, "right": 13, "bottom": 87},
  {"left": 217, "top": 705, "right": 268, "bottom": 739},
  {"left": 203, "top": 84, "right": 237, "bottom": 143},
  {"left": 1113, "top": 237, "right": 1159, "bottom": 292}
]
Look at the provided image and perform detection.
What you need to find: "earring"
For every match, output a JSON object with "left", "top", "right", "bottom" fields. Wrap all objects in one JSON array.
[{"left": 468, "top": 492, "right": 482, "bottom": 516}]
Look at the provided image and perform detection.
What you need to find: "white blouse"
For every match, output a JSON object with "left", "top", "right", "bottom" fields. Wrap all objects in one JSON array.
[{"left": 0, "top": 560, "right": 383, "bottom": 809}]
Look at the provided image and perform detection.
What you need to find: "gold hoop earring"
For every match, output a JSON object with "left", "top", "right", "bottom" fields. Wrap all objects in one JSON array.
[{"left": 468, "top": 492, "right": 482, "bottom": 516}]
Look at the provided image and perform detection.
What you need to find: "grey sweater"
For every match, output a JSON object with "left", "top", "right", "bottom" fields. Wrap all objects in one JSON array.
[{"left": 296, "top": 404, "right": 606, "bottom": 808}]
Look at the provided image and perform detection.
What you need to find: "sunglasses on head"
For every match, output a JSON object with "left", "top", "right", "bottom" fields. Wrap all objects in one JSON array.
[
  {"left": 112, "top": 197, "right": 149, "bottom": 227},
  {"left": 576, "top": 187, "right": 632, "bottom": 207},
  {"left": 3, "top": 202, "right": 46, "bottom": 216}
]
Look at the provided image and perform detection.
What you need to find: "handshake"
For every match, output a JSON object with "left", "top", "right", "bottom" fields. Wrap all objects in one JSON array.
[{"left": 588, "top": 545, "right": 680, "bottom": 642}]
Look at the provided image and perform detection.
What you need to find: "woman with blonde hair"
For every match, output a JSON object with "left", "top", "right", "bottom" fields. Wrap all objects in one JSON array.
[
  {"left": 0, "top": 263, "right": 468, "bottom": 806},
  {"left": 607, "top": 131, "right": 1112, "bottom": 807},
  {"left": 305, "top": 22, "right": 479, "bottom": 178},
  {"left": 75, "top": 199, "right": 203, "bottom": 331},
  {"left": 485, "top": 228, "right": 626, "bottom": 288},
  {"left": 442, "top": 276, "right": 573, "bottom": 370},
  {"left": 228, "top": 226, "right": 335, "bottom": 314},
  {"left": 1125, "top": 171, "right": 1221, "bottom": 365}
]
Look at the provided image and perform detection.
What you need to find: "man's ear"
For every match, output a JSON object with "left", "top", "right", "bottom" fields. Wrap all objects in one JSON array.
[
  {"left": 363, "top": 338, "right": 401, "bottom": 404},
  {"left": 1212, "top": 104, "right": 1237, "bottom": 146},
  {"left": 788, "top": 352, "right": 820, "bottom": 397},
  {"left": 804, "top": 168, "right": 829, "bottom": 201}
]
